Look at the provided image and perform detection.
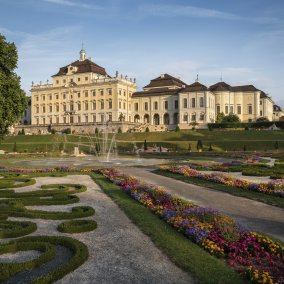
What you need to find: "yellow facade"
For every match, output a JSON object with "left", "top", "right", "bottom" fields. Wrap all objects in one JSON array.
[
  {"left": 31, "top": 49, "right": 136, "bottom": 127},
  {"left": 30, "top": 51, "right": 277, "bottom": 133}
]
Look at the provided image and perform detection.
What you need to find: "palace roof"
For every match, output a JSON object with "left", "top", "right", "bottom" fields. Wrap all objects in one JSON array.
[
  {"left": 231, "top": 85, "right": 260, "bottom": 92},
  {"left": 209, "top": 82, "right": 232, "bottom": 92},
  {"left": 181, "top": 81, "right": 208, "bottom": 92},
  {"left": 52, "top": 59, "right": 108, "bottom": 77},
  {"left": 132, "top": 87, "right": 180, "bottom": 97},
  {"left": 143, "top": 74, "right": 187, "bottom": 89}
]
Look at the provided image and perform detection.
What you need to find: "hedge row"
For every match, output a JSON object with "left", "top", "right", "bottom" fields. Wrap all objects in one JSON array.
[
  {"left": 0, "top": 236, "right": 88, "bottom": 283},
  {"left": 58, "top": 219, "right": 97, "bottom": 233},
  {"left": 0, "top": 220, "right": 37, "bottom": 238},
  {"left": 0, "top": 205, "right": 95, "bottom": 220},
  {"left": 208, "top": 121, "right": 284, "bottom": 129},
  {"left": 0, "top": 178, "right": 36, "bottom": 189},
  {"left": 0, "top": 241, "right": 55, "bottom": 281}
]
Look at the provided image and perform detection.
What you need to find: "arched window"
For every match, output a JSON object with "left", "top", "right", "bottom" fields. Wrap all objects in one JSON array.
[
  {"left": 163, "top": 113, "right": 170, "bottom": 125},
  {"left": 153, "top": 114, "right": 160, "bottom": 125},
  {"left": 144, "top": 114, "right": 150, "bottom": 123},
  {"left": 173, "top": 113, "right": 179, "bottom": 124},
  {"left": 134, "top": 114, "right": 140, "bottom": 123}
]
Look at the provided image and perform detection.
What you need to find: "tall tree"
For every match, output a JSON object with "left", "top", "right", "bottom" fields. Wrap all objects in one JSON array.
[{"left": 0, "top": 34, "right": 27, "bottom": 134}]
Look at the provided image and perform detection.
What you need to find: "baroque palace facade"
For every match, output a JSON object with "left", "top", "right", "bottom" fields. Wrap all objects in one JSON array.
[{"left": 25, "top": 49, "right": 282, "bottom": 134}]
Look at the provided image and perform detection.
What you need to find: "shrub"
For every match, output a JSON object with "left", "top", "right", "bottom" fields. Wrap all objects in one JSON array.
[
  {"left": 208, "top": 144, "right": 213, "bottom": 151},
  {"left": 197, "top": 140, "right": 203, "bottom": 151},
  {"left": 0, "top": 241, "right": 55, "bottom": 281},
  {"left": 0, "top": 236, "right": 88, "bottom": 283},
  {"left": 117, "top": 127, "right": 122, "bottom": 133},
  {"left": 0, "top": 221, "right": 37, "bottom": 238},
  {"left": 13, "top": 142, "right": 17, "bottom": 152},
  {"left": 145, "top": 127, "right": 149, "bottom": 132},
  {"left": 95, "top": 127, "right": 99, "bottom": 134},
  {"left": 58, "top": 219, "right": 97, "bottom": 233},
  {"left": 62, "top": 128, "right": 71, "bottom": 134},
  {"left": 175, "top": 125, "right": 180, "bottom": 132},
  {"left": 144, "top": 139, "right": 148, "bottom": 151}
]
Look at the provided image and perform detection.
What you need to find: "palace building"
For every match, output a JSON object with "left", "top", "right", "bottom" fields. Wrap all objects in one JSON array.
[
  {"left": 26, "top": 49, "right": 280, "bottom": 134},
  {"left": 30, "top": 49, "right": 137, "bottom": 133}
]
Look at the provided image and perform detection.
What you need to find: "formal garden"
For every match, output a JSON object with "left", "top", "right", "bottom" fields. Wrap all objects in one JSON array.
[{"left": 0, "top": 156, "right": 283, "bottom": 283}]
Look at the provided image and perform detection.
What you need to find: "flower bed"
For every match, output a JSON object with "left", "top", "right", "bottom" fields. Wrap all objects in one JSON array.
[
  {"left": 162, "top": 165, "right": 284, "bottom": 198},
  {"left": 98, "top": 168, "right": 284, "bottom": 284}
]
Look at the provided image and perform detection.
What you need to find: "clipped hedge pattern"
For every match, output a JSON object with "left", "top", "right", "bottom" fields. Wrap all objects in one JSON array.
[
  {"left": 0, "top": 236, "right": 88, "bottom": 283},
  {"left": 58, "top": 219, "right": 97, "bottom": 233},
  {"left": 0, "top": 220, "right": 37, "bottom": 238}
]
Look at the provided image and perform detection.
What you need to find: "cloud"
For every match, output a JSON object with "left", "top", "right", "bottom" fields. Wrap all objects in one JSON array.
[
  {"left": 0, "top": 26, "right": 29, "bottom": 38},
  {"left": 43, "top": 0, "right": 103, "bottom": 10},
  {"left": 139, "top": 4, "right": 282, "bottom": 24},
  {"left": 139, "top": 4, "right": 241, "bottom": 20},
  {"left": 14, "top": 26, "right": 82, "bottom": 93}
]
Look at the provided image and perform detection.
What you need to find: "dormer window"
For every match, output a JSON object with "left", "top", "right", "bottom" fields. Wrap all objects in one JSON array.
[{"left": 67, "top": 65, "right": 77, "bottom": 74}]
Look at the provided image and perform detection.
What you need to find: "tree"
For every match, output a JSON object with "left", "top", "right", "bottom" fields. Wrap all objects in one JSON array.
[
  {"left": 59, "top": 142, "right": 64, "bottom": 151},
  {"left": 95, "top": 127, "right": 99, "bottom": 134},
  {"left": 208, "top": 143, "right": 213, "bottom": 151},
  {"left": 222, "top": 114, "right": 240, "bottom": 123},
  {"left": 144, "top": 139, "right": 148, "bottom": 151},
  {"left": 117, "top": 127, "right": 122, "bottom": 133},
  {"left": 243, "top": 144, "right": 246, "bottom": 152},
  {"left": 0, "top": 34, "right": 27, "bottom": 134},
  {"left": 13, "top": 142, "right": 17, "bottom": 152},
  {"left": 216, "top": 112, "right": 225, "bottom": 123},
  {"left": 188, "top": 143, "right": 192, "bottom": 152},
  {"left": 256, "top": 117, "right": 269, "bottom": 122},
  {"left": 197, "top": 140, "right": 203, "bottom": 152},
  {"left": 275, "top": 141, "right": 279, "bottom": 151},
  {"left": 118, "top": 113, "right": 125, "bottom": 122}
]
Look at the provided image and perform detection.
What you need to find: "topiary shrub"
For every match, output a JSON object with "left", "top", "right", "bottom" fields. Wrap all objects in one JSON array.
[
  {"left": 145, "top": 127, "right": 150, "bottom": 132},
  {"left": 0, "top": 236, "right": 88, "bottom": 283},
  {"left": 175, "top": 126, "right": 180, "bottom": 132},
  {"left": 57, "top": 219, "right": 97, "bottom": 233},
  {"left": 0, "top": 221, "right": 37, "bottom": 238},
  {"left": 197, "top": 140, "right": 203, "bottom": 152}
]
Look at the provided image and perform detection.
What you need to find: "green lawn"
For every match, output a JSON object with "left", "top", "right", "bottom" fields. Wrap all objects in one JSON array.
[{"left": 1, "top": 129, "right": 283, "bottom": 152}]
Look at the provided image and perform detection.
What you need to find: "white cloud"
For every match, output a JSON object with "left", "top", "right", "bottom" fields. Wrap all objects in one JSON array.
[
  {"left": 139, "top": 4, "right": 282, "bottom": 24},
  {"left": 0, "top": 26, "right": 29, "bottom": 38},
  {"left": 139, "top": 4, "right": 240, "bottom": 20},
  {"left": 15, "top": 26, "right": 82, "bottom": 94},
  {"left": 43, "top": 0, "right": 103, "bottom": 10}
]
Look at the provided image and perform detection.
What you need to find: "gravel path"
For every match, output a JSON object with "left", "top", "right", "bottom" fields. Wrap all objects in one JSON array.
[
  {"left": 120, "top": 167, "right": 284, "bottom": 242},
  {"left": 3, "top": 175, "right": 194, "bottom": 284}
]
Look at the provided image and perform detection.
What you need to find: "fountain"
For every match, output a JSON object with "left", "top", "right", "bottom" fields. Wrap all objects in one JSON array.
[{"left": 14, "top": 121, "right": 169, "bottom": 167}]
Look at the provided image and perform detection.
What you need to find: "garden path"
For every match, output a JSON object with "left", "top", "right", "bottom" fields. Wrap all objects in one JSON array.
[
  {"left": 6, "top": 175, "right": 194, "bottom": 284},
  {"left": 121, "top": 167, "right": 284, "bottom": 242}
]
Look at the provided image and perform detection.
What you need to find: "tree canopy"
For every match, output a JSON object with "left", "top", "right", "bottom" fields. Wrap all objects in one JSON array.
[
  {"left": 221, "top": 113, "right": 240, "bottom": 123},
  {"left": 0, "top": 33, "right": 27, "bottom": 134}
]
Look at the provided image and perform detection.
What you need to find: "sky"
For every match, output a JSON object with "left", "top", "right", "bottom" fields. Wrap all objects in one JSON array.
[{"left": 0, "top": 0, "right": 284, "bottom": 106}]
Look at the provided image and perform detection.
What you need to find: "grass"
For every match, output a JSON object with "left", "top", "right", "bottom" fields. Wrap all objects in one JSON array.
[
  {"left": 1, "top": 129, "right": 284, "bottom": 152},
  {"left": 154, "top": 169, "right": 284, "bottom": 208},
  {"left": 91, "top": 172, "right": 244, "bottom": 284}
]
